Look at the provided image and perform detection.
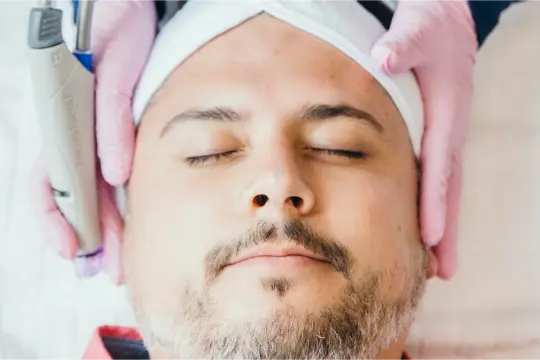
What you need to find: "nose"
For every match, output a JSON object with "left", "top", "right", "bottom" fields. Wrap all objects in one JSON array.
[{"left": 243, "top": 156, "right": 316, "bottom": 218}]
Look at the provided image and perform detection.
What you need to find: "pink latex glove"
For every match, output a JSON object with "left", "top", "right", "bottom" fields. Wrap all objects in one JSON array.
[
  {"left": 371, "top": 1, "right": 477, "bottom": 279},
  {"left": 30, "top": 1, "right": 156, "bottom": 285}
]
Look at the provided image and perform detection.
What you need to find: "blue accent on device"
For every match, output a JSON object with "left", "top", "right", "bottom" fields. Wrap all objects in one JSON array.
[
  {"left": 73, "top": 51, "right": 93, "bottom": 73},
  {"left": 72, "top": 0, "right": 79, "bottom": 24}
]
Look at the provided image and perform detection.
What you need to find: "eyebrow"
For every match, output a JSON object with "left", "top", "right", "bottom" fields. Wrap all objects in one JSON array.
[{"left": 160, "top": 104, "right": 384, "bottom": 138}]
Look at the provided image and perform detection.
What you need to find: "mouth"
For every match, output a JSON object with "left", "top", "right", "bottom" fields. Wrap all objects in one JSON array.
[{"left": 226, "top": 245, "right": 330, "bottom": 268}]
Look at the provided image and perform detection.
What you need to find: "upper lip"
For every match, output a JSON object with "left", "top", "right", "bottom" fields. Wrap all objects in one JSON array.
[{"left": 227, "top": 244, "right": 328, "bottom": 266}]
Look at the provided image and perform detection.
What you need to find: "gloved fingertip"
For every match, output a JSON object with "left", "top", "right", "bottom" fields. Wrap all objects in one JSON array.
[
  {"left": 44, "top": 213, "right": 78, "bottom": 259},
  {"left": 437, "top": 253, "right": 458, "bottom": 280},
  {"left": 437, "top": 268, "right": 456, "bottom": 281},
  {"left": 421, "top": 172, "right": 450, "bottom": 247},
  {"left": 96, "top": 97, "right": 135, "bottom": 186},
  {"left": 103, "top": 232, "right": 124, "bottom": 286},
  {"left": 100, "top": 188, "right": 125, "bottom": 286},
  {"left": 433, "top": 162, "right": 461, "bottom": 280},
  {"left": 421, "top": 210, "right": 445, "bottom": 247},
  {"left": 58, "top": 237, "right": 78, "bottom": 260},
  {"left": 372, "top": 33, "right": 426, "bottom": 75},
  {"left": 371, "top": 45, "right": 396, "bottom": 74},
  {"left": 30, "top": 157, "right": 57, "bottom": 212},
  {"left": 431, "top": 228, "right": 459, "bottom": 281},
  {"left": 61, "top": 241, "right": 78, "bottom": 260},
  {"left": 101, "top": 157, "right": 132, "bottom": 186}
]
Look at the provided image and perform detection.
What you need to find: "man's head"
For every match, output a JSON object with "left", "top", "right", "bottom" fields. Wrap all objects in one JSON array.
[{"left": 123, "top": 10, "right": 435, "bottom": 360}]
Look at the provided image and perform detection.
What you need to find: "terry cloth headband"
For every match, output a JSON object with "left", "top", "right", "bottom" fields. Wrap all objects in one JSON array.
[{"left": 132, "top": 0, "right": 424, "bottom": 156}]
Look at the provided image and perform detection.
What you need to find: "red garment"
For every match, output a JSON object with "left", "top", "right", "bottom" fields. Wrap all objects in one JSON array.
[
  {"left": 82, "top": 326, "right": 143, "bottom": 359},
  {"left": 83, "top": 325, "right": 410, "bottom": 359}
]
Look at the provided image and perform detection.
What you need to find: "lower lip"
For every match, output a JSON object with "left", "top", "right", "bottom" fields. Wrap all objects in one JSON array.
[{"left": 231, "top": 255, "right": 326, "bottom": 268}]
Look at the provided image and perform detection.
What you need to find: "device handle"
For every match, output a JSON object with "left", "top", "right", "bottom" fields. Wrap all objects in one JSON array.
[{"left": 28, "top": 36, "right": 100, "bottom": 255}]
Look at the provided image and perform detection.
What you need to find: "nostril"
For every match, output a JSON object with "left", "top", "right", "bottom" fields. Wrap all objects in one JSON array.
[
  {"left": 289, "top": 196, "right": 303, "bottom": 208},
  {"left": 253, "top": 194, "right": 269, "bottom": 207}
]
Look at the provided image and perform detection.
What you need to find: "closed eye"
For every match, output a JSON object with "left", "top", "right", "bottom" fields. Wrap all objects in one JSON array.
[
  {"left": 185, "top": 150, "right": 239, "bottom": 166},
  {"left": 309, "top": 148, "right": 366, "bottom": 159}
]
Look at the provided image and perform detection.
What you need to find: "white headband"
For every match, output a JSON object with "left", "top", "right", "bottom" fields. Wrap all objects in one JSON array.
[{"left": 132, "top": 0, "right": 424, "bottom": 156}]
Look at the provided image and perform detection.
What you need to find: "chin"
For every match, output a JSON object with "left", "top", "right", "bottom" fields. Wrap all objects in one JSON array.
[{"left": 211, "top": 274, "right": 341, "bottom": 320}]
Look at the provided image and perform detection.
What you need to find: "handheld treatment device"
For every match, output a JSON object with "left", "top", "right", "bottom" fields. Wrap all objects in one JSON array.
[{"left": 28, "top": 0, "right": 102, "bottom": 277}]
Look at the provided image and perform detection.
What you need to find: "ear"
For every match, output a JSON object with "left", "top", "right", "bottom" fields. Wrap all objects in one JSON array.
[{"left": 426, "top": 247, "right": 439, "bottom": 279}]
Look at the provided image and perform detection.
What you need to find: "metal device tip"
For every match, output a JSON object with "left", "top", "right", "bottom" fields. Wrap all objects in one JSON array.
[{"left": 39, "top": 0, "right": 55, "bottom": 8}]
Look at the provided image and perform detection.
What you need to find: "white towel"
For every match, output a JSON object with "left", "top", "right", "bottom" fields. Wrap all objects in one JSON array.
[{"left": 132, "top": 0, "right": 424, "bottom": 156}]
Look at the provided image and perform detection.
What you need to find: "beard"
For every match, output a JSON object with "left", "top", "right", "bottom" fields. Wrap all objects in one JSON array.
[{"left": 127, "top": 220, "right": 427, "bottom": 359}]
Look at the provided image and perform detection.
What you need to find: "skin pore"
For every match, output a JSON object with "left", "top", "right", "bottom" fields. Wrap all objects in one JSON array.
[{"left": 123, "top": 14, "right": 436, "bottom": 359}]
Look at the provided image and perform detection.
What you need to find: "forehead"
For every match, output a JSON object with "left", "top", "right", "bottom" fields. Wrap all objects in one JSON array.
[{"left": 150, "top": 14, "right": 393, "bottom": 113}]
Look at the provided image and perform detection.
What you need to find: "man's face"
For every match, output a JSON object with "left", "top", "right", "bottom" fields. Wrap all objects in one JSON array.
[{"left": 124, "top": 15, "right": 428, "bottom": 359}]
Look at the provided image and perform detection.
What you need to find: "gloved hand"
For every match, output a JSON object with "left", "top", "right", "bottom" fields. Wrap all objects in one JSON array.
[
  {"left": 371, "top": 1, "right": 478, "bottom": 279},
  {"left": 30, "top": 1, "right": 157, "bottom": 284}
]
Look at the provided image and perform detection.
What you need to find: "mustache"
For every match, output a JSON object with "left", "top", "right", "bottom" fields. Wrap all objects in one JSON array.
[{"left": 205, "top": 220, "right": 353, "bottom": 282}]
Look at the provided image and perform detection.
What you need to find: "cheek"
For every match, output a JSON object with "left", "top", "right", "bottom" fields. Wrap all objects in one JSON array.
[
  {"left": 124, "top": 163, "right": 230, "bottom": 293},
  {"left": 317, "top": 169, "right": 419, "bottom": 281},
  {"left": 124, "top": 177, "right": 219, "bottom": 328}
]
